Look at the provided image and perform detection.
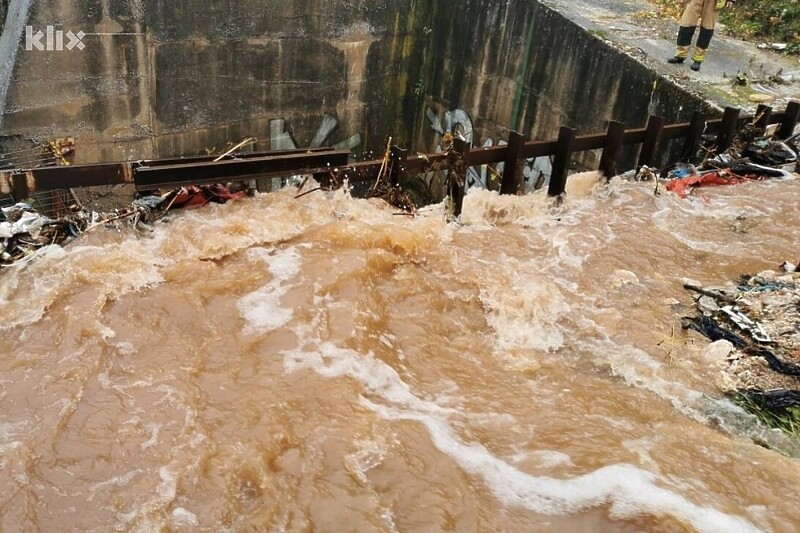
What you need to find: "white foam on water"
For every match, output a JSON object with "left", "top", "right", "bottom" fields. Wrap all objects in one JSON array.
[
  {"left": 89, "top": 469, "right": 142, "bottom": 502},
  {"left": 238, "top": 284, "right": 293, "bottom": 332},
  {"left": 116, "top": 341, "right": 136, "bottom": 356},
  {"left": 509, "top": 450, "right": 574, "bottom": 469},
  {"left": 0, "top": 421, "right": 29, "bottom": 441},
  {"left": 478, "top": 262, "right": 570, "bottom": 355},
  {"left": 569, "top": 315, "right": 706, "bottom": 411},
  {"left": 462, "top": 184, "right": 718, "bottom": 424},
  {"left": 119, "top": 466, "right": 178, "bottom": 529},
  {"left": 284, "top": 343, "right": 454, "bottom": 416},
  {"left": 283, "top": 341, "right": 759, "bottom": 532},
  {"left": 238, "top": 248, "right": 302, "bottom": 333},
  {"left": 370, "top": 400, "right": 758, "bottom": 532},
  {"left": 171, "top": 507, "right": 199, "bottom": 528},
  {"left": 141, "top": 423, "right": 160, "bottom": 450},
  {"left": 345, "top": 439, "right": 388, "bottom": 485}
]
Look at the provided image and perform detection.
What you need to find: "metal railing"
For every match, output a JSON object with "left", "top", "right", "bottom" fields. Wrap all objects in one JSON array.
[{"left": 1, "top": 102, "right": 798, "bottom": 217}]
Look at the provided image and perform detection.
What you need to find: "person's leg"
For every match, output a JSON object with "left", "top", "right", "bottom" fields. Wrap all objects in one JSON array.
[
  {"left": 669, "top": 0, "right": 703, "bottom": 63},
  {"left": 691, "top": 0, "right": 719, "bottom": 70}
]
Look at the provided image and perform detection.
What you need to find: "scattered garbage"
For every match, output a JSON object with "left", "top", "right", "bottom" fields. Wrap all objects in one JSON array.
[
  {"left": 365, "top": 136, "right": 418, "bottom": 214},
  {"left": 0, "top": 184, "right": 250, "bottom": 268},
  {"left": 665, "top": 170, "right": 745, "bottom": 198},
  {"left": 1, "top": 202, "right": 91, "bottom": 266},
  {"left": 657, "top": 123, "right": 799, "bottom": 199},
  {"left": 681, "top": 266, "right": 800, "bottom": 440}
]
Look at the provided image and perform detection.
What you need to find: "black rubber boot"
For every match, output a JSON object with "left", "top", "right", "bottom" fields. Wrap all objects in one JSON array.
[
  {"left": 667, "top": 56, "right": 685, "bottom": 64},
  {"left": 691, "top": 61, "right": 702, "bottom": 71}
]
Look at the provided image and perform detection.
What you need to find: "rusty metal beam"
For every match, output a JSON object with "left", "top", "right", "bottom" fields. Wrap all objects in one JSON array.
[
  {"left": 1, "top": 163, "right": 132, "bottom": 195},
  {"left": 138, "top": 147, "right": 336, "bottom": 167},
  {"left": 522, "top": 140, "right": 559, "bottom": 159},
  {"left": 134, "top": 150, "right": 351, "bottom": 191},
  {"left": 468, "top": 145, "right": 506, "bottom": 166},
  {"left": 4, "top": 103, "right": 798, "bottom": 204},
  {"left": 716, "top": 107, "right": 741, "bottom": 152},
  {"left": 34, "top": 163, "right": 133, "bottom": 192}
]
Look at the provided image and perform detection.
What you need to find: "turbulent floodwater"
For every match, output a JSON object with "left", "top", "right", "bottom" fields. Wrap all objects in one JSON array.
[{"left": 2, "top": 173, "right": 800, "bottom": 532}]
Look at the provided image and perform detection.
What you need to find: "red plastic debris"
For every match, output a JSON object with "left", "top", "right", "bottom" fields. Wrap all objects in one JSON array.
[
  {"left": 167, "top": 184, "right": 247, "bottom": 210},
  {"left": 665, "top": 171, "right": 745, "bottom": 198}
]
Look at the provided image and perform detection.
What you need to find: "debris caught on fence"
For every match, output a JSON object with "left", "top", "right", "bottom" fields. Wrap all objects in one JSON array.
[
  {"left": 1, "top": 184, "right": 250, "bottom": 268},
  {"left": 681, "top": 265, "right": 800, "bottom": 440},
  {"left": 659, "top": 126, "right": 799, "bottom": 199},
  {"left": 365, "top": 136, "right": 418, "bottom": 214},
  {"left": 0, "top": 138, "right": 75, "bottom": 171}
]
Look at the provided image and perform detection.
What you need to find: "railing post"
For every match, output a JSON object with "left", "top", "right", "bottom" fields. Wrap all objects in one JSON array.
[
  {"left": 12, "top": 173, "right": 29, "bottom": 203},
  {"left": 389, "top": 145, "right": 408, "bottom": 188},
  {"left": 777, "top": 100, "right": 800, "bottom": 139},
  {"left": 716, "top": 107, "right": 740, "bottom": 152},
  {"left": 548, "top": 126, "right": 576, "bottom": 197},
  {"left": 683, "top": 111, "right": 706, "bottom": 160},
  {"left": 637, "top": 115, "right": 665, "bottom": 169},
  {"left": 599, "top": 120, "right": 625, "bottom": 180},
  {"left": 449, "top": 138, "right": 469, "bottom": 218},
  {"left": 501, "top": 131, "right": 525, "bottom": 195},
  {"left": 755, "top": 104, "right": 772, "bottom": 133}
]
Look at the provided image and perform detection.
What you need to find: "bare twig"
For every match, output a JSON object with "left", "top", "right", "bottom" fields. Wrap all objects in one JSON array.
[
  {"left": 373, "top": 136, "right": 393, "bottom": 191},
  {"left": 83, "top": 211, "right": 137, "bottom": 233},
  {"left": 163, "top": 193, "right": 179, "bottom": 213},
  {"left": 213, "top": 137, "right": 257, "bottom": 162},
  {"left": 683, "top": 283, "right": 738, "bottom": 304},
  {"left": 294, "top": 187, "right": 322, "bottom": 199}
]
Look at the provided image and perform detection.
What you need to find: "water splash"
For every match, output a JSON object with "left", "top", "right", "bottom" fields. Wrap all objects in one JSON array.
[{"left": 0, "top": 0, "right": 34, "bottom": 129}]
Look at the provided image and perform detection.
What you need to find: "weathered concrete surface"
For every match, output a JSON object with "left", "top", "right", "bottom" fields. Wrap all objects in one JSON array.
[
  {"left": 0, "top": 0, "right": 416, "bottom": 162},
  {"left": 554, "top": 0, "right": 800, "bottom": 111},
  {"left": 0, "top": 0, "right": 796, "bottom": 169},
  {"left": 414, "top": 0, "right": 718, "bottom": 173},
  {"left": 414, "top": 0, "right": 799, "bottom": 173}
]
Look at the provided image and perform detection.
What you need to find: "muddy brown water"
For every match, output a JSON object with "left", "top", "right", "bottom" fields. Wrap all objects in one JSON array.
[{"left": 2, "top": 173, "right": 800, "bottom": 532}]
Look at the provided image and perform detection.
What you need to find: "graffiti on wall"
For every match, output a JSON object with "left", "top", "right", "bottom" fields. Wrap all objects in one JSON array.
[
  {"left": 426, "top": 106, "right": 551, "bottom": 192},
  {"left": 269, "top": 114, "right": 361, "bottom": 152}
]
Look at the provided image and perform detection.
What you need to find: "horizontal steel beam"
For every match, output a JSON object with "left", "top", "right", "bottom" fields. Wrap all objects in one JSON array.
[
  {"left": 138, "top": 147, "right": 337, "bottom": 167},
  {"left": 1, "top": 163, "right": 133, "bottom": 195},
  {"left": 134, "top": 150, "right": 351, "bottom": 191}
]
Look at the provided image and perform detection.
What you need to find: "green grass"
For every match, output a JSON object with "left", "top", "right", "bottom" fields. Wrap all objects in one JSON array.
[
  {"left": 731, "top": 391, "right": 800, "bottom": 440},
  {"left": 722, "top": 0, "right": 800, "bottom": 53}
]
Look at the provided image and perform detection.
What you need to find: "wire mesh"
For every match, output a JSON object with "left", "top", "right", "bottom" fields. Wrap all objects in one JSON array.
[
  {"left": 11, "top": 189, "right": 79, "bottom": 218},
  {"left": 0, "top": 138, "right": 74, "bottom": 170},
  {"left": 0, "top": 194, "right": 16, "bottom": 209}
]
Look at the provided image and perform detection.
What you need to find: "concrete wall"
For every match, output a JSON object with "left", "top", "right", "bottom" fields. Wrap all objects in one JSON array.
[
  {"left": 1, "top": 0, "right": 417, "bottom": 162},
  {"left": 414, "top": 0, "right": 716, "bottom": 175},
  {"left": 0, "top": 0, "right": 714, "bottom": 169}
]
